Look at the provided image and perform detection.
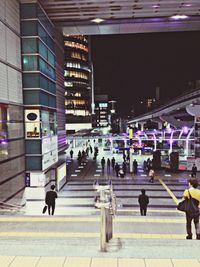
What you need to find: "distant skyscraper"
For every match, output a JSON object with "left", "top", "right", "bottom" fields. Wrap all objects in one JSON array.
[
  {"left": 94, "top": 95, "right": 109, "bottom": 127},
  {"left": 64, "top": 35, "right": 92, "bottom": 133}
]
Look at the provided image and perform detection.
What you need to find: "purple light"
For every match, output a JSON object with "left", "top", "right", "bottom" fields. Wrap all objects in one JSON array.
[
  {"left": 1, "top": 140, "right": 7, "bottom": 145},
  {"left": 170, "top": 14, "right": 189, "bottom": 20},
  {"left": 183, "top": 126, "right": 189, "bottom": 134},
  {"left": 137, "top": 130, "right": 142, "bottom": 135},
  {"left": 166, "top": 128, "right": 172, "bottom": 133}
]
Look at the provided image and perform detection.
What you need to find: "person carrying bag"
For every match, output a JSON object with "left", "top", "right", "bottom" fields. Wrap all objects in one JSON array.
[{"left": 177, "top": 178, "right": 200, "bottom": 239}]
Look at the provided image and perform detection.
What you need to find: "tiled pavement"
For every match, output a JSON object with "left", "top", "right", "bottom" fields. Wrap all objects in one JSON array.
[
  {"left": 1, "top": 256, "right": 200, "bottom": 267},
  {"left": 1, "top": 150, "right": 200, "bottom": 264}
]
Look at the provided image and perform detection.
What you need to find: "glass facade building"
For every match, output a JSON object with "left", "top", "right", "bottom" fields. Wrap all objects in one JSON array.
[
  {"left": 21, "top": 2, "right": 61, "bottom": 190},
  {"left": 64, "top": 35, "right": 92, "bottom": 133},
  {"left": 0, "top": 0, "right": 25, "bottom": 204}
]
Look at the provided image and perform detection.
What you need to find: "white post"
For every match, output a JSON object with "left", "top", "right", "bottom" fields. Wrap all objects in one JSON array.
[
  {"left": 100, "top": 207, "right": 106, "bottom": 252},
  {"left": 130, "top": 148, "right": 133, "bottom": 172}
]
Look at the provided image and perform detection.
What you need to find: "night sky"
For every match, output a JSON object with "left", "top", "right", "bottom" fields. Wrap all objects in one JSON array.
[{"left": 91, "top": 31, "right": 200, "bottom": 117}]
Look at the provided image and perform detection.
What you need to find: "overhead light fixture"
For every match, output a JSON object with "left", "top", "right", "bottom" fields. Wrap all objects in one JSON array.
[
  {"left": 91, "top": 18, "right": 105, "bottom": 23},
  {"left": 152, "top": 4, "right": 160, "bottom": 8},
  {"left": 170, "top": 14, "right": 189, "bottom": 20}
]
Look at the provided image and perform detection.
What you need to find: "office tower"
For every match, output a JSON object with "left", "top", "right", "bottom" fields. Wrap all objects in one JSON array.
[{"left": 64, "top": 35, "right": 92, "bottom": 133}]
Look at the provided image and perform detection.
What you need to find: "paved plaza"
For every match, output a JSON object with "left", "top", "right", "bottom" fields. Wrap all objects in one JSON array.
[{"left": 0, "top": 148, "right": 200, "bottom": 266}]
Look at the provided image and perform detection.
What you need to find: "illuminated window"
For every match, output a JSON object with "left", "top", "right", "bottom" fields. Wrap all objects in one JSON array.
[{"left": 64, "top": 41, "right": 88, "bottom": 52}]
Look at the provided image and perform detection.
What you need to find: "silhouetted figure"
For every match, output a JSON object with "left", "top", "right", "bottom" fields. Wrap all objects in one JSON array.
[
  {"left": 90, "top": 145, "right": 93, "bottom": 154},
  {"left": 115, "top": 163, "right": 120, "bottom": 177},
  {"left": 70, "top": 149, "right": 73, "bottom": 159},
  {"left": 123, "top": 152, "right": 126, "bottom": 162},
  {"left": 101, "top": 157, "right": 106, "bottom": 172},
  {"left": 45, "top": 185, "right": 57, "bottom": 216},
  {"left": 107, "top": 158, "right": 111, "bottom": 173},
  {"left": 192, "top": 164, "right": 197, "bottom": 178},
  {"left": 122, "top": 161, "right": 127, "bottom": 176},
  {"left": 111, "top": 157, "right": 115, "bottom": 170},
  {"left": 138, "top": 189, "right": 149, "bottom": 216},
  {"left": 133, "top": 159, "right": 138, "bottom": 174}
]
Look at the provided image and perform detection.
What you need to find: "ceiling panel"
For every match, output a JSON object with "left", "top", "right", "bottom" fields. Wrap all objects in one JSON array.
[{"left": 40, "top": 0, "right": 200, "bottom": 35}]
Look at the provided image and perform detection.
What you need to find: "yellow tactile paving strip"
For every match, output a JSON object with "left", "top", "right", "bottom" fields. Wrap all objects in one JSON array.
[
  {"left": 0, "top": 216, "right": 185, "bottom": 223},
  {"left": 158, "top": 178, "right": 180, "bottom": 205},
  {"left": 0, "top": 257, "right": 200, "bottom": 267},
  {"left": 0, "top": 231, "right": 186, "bottom": 239}
]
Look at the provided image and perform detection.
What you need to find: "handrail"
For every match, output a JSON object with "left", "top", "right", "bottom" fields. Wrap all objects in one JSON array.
[{"left": 0, "top": 202, "right": 22, "bottom": 210}]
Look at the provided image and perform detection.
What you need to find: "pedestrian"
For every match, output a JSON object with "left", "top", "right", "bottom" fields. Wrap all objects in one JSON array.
[
  {"left": 101, "top": 157, "right": 106, "bottom": 172},
  {"left": 90, "top": 145, "right": 93, "bottom": 154},
  {"left": 111, "top": 157, "right": 115, "bottom": 170},
  {"left": 138, "top": 189, "right": 149, "bottom": 216},
  {"left": 122, "top": 161, "right": 127, "bottom": 176},
  {"left": 123, "top": 152, "right": 126, "bottom": 162},
  {"left": 133, "top": 159, "right": 138, "bottom": 174},
  {"left": 149, "top": 169, "right": 155, "bottom": 183},
  {"left": 45, "top": 185, "right": 57, "bottom": 216},
  {"left": 115, "top": 163, "right": 120, "bottom": 177},
  {"left": 107, "top": 158, "right": 111, "bottom": 173},
  {"left": 70, "top": 149, "right": 73, "bottom": 159},
  {"left": 126, "top": 154, "right": 130, "bottom": 163},
  {"left": 192, "top": 164, "right": 197, "bottom": 178},
  {"left": 182, "top": 178, "right": 200, "bottom": 240}
]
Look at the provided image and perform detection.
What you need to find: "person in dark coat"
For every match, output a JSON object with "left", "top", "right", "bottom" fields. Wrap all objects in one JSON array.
[
  {"left": 70, "top": 149, "right": 73, "bottom": 159},
  {"left": 101, "top": 157, "right": 106, "bottom": 172},
  {"left": 111, "top": 157, "right": 115, "bottom": 170},
  {"left": 115, "top": 163, "right": 120, "bottom": 177},
  {"left": 192, "top": 164, "right": 197, "bottom": 178},
  {"left": 45, "top": 185, "right": 58, "bottom": 216},
  {"left": 133, "top": 159, "right": 138, "bottom": 174},
  {"left": 138, "top": 189, "right": 149, "bottom": 216},
  {"left": 107, "top": 158, "right": 111, "bottom": 173},
  {"left": 122, "top": 161, "right": 127, "bottom": 176}
]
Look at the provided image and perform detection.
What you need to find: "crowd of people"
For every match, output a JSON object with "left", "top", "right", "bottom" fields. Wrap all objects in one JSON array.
[{"left": 66, "top": 144, "right": 200, "bottom": 240}]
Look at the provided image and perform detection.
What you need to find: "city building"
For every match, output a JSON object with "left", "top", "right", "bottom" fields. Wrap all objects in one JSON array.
[
  {"left": 64, "top": 35, "right": 92, "bottom": 134},
  {"left": 0, "top": 0, "right": 67, "bottom": 204},
  {"left": 0, "top": 0, "right": 25, "bottom": 204},
  {"left": 94, "top": 95, "right": 109, "bottom": 128}
]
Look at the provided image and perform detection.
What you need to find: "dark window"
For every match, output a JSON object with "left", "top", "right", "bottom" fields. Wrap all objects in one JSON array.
[
  {"left": 25, "top": 140, "right": 41, "bottom": 154},
  {"left": 26, "top": 156, "right": 42, "bottom": 170},
  {"left": 21, "top": 21, "right": 38, "bottom": 36},
  {"left": 20, "top": 3, "right": 37, "bottom": 19},
  {"left": 24, "top": 91, "right": 40, "bottom": 104},
  {"left": 22, "top": 38, "right": 38, "bottom": 54},
  {"left": 23, "top": 73, "right": 40, "bottom": 88}
]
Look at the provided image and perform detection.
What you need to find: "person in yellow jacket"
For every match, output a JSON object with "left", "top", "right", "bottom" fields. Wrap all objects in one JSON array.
[{"left": 183, "top": 178, "right": 200, "bottom": 239}]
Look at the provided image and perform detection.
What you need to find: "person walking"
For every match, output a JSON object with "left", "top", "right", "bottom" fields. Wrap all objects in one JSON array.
[
  {"left": 138, "top": 189, "right": 149, "bottom": 216},
  {"left": 192, "top": 164, "right": 197, "bottom": 178},
  {"left": 182, "top": 178, "right": 200, "bottom": 240},
  {"left": 149, "top": 169, "right": 155, "bottom": 183},
  {"left": 101, "top": 157, "right": 106, "bottom": 172},
  {"left": 107, "top": 158, "right": 111, "bottom": 173},
  {"left": 122, "top": 161, "right": 127, "bottom": 176},
  {"left": 45, "top": 185, "right": 58, "bottom": 216},
  {"left": 111, "top": 157, "right": 115, "bottom": 170},
  {"left": 115, "top": 163, "right": 120, "bottom": 177},
  {"left": 70, "top": 149, "right": 73, "bottom": 159},
  {"left": 133, "top": 159, "right": 138, "bottom": 175}
]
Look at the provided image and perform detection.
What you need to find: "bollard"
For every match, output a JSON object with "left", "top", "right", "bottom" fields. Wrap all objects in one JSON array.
[{"left": 100, "top": 207, "right": 107, "bottom": 252}]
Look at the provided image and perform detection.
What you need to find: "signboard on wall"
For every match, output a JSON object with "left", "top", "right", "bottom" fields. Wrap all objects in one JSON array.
[
  {"left": 25, "top": 109, "right": 40, "bottom": 139},
  {"left": 42, "top": 136, "right": 58, "bottom": 170}
]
